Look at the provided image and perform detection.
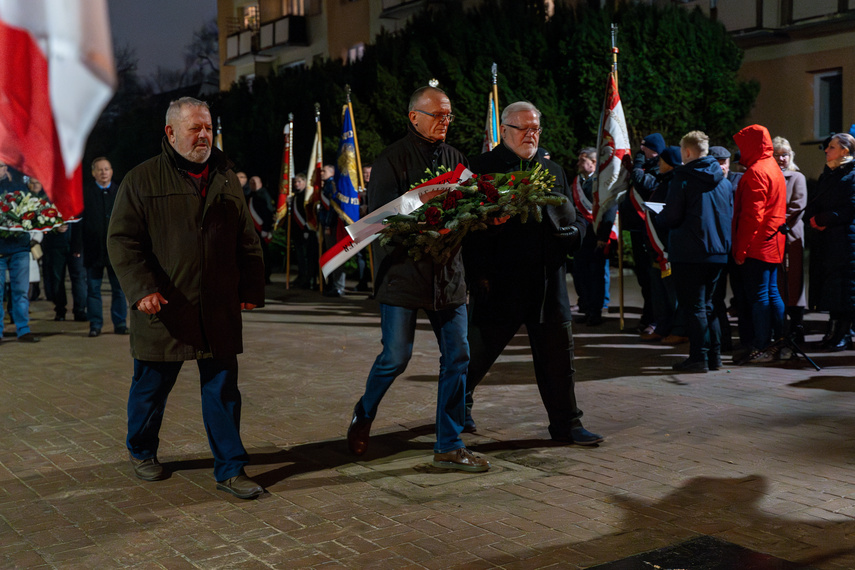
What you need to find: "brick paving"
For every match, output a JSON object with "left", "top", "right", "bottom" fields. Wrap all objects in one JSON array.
[{"left": 2, "top": 271, "right": 855, "bottom": 568}]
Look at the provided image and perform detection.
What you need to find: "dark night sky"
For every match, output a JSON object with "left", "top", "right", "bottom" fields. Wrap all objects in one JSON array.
[{"left": 107, "top": 0, "right": 218, "bottom": 79}]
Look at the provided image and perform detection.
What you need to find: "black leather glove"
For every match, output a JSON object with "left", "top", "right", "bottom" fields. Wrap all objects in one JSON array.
[{"left": 552, "top": 225, "right": 581, "bottom": 253}]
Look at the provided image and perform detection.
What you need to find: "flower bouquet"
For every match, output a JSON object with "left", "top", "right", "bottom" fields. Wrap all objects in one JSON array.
[
  {"left": 0, "top": 190, "right": 64, "bottom": 238},
  {"left": 379, "top": 163, "right": 566, "bottom": 264}
]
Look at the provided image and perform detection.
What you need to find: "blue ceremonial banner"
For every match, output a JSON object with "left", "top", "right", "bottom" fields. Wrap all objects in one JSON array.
[{"left": 333, "top": 105, "right": 361, "bottom": 224}]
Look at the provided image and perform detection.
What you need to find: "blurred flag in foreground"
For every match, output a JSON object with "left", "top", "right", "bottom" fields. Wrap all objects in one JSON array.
[{"left": 0, "top": 0, "right": 115, "bottom": 218}]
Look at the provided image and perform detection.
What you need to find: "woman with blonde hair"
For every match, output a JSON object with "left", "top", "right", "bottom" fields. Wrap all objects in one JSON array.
[{"left": 772, "top": 136, "right": 807, "bottom": 344}]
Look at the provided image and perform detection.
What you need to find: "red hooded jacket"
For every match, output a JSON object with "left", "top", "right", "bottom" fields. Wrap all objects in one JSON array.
[{"left": 732, "top": 124, "right": 786, "bottom": 264}]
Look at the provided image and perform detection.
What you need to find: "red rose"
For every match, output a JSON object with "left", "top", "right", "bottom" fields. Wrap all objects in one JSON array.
[
  {"left": 483, "top": 185, "right": 499, "bottom": 203},
  {"left": 22, "top": 212, "right": 35, "bottom": 220},
  {"left": 482, "top": 174, "right": 494, "bottom": 181},
  {"left": 43, "top": 208, "right": 58, "bottom": 218},
  {"left": 4, "top": 195, "right": 15, "bottom": 203},
  {"left": 521, "top": 178, "right": 530, "bottom": 185},
  {"left": 448, "top": 190, "right": 463, "bottom": 200},
  {"left": 442, "top": 196, "right": 458, "bottom": 210},
  {"left": 1, "top": 204, "right": 9, "bottom": 212},
  {"left": 425, "top": 206, "right": 442, "bottom": 226}
]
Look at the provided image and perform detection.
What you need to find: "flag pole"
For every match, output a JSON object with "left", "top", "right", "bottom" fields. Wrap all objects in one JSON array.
[
  {"left": 285, "top": 113, "right": 294, "bottom": 289},
  {"left": 611, "top": 22, "right": 625, "bottom": 331},
  {"left": 215, "top": 117, "right": 223, "bottom": 151},
  {"left": 345, "top": 85, "right": 374, "bottom": 293},
  {"left": 491, "top": 62, "right": 500, "bottom": 146},
  {"left": 314, "top": 102, "right": 324, "bottom": 294}
]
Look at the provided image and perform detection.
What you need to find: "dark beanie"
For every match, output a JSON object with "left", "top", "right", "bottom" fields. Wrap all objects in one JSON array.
[
  {"left": 660, "top": 146, "right": 682, "bottom": 168},
  {"left": 641, "top": 133, "right": 666, "bottom": 154}
]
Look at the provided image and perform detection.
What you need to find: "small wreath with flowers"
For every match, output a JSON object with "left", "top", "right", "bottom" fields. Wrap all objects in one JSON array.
[{"left": 380, "top": 163, "right": 565, "bottom": 264}]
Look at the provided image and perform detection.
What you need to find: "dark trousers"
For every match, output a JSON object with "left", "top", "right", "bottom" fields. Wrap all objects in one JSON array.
[
  {"left": 629, "top": 231, "right": 654, "bottom": 325},
  {"left": 87, "top": 263, "right": 127, "bottom": 330},
  {"left": 43, "top": 246, "right": 86, "bottom": 318},
  {"left": 466, "top": 318, "right": 583, "bottom": 438},
  {"left": 673, "top": 262, "right": 724, "bottom": 362},
  {"left": 126, "top": 357, "right": 249, "bottom": 481}
]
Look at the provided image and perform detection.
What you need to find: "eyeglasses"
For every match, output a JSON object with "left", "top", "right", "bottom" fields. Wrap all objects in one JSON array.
[
  {"left": 414, "top": 109, "right": 454, "bottom": 123},
  {"left": 504, "top": 124, "right": 543, "bottom": 136}
]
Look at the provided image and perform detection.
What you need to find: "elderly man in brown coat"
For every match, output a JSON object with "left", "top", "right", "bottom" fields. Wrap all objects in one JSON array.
[{"left": 107, "top": 97, "right": 266, "bottom": 499}]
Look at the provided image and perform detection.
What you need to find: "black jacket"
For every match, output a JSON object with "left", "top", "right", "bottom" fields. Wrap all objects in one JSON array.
[
  {"left": 367, "top": 125, "right": 468, "bottom": 310},
  {"left": 73, "top": 181, "right": 120, "bottom": 267},
  {"left": 806, "top": 161, "right": 855, "bottom": 312},
  {"left": 464, "top": 143, "right": 585, "bottom": 324},
  {"left": 656, "top": 155, "right": 732, "bottom": 265},
  {"left": 620, "top": 152, "right": 659, "bottom": 231}
]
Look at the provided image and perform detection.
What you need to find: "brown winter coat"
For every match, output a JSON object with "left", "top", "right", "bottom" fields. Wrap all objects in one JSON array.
[{"left": 107, "top": 138, "right": 265, "bottom": 361}]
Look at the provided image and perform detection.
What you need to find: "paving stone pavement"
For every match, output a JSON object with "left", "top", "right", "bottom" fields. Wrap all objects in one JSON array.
[{"left": 2, "top": 271, "right": 855, "bottom": 569}]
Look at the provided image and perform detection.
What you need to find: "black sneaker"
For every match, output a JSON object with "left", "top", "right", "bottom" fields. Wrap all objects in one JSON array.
[{"left": 672, "top": 358, "right": 708, "bottom": 373}]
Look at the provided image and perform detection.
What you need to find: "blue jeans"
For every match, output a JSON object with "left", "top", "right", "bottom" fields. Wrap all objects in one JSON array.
[
  {"left": 0, "top": 251, "right": 32, "bottom": 337},
  {"left": 87, "top": 263, "right": 127, "bottom": 330},
  {"left": 127, "top": 358, "right": 249, "bottom": 481},
  {"left": 739, "top": 257, "right": 784, "bottom": 350},
  {"left": 356, "top": 303, "right": 468, "bottom": 454}
]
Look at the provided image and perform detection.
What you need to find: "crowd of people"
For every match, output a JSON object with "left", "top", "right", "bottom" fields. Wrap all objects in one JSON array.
[
  {"left": 3, "top": 88, "right": 854, "bottom": 501},
  {"left": 605, "top": 126, "right": 855, "bottom": 369}
]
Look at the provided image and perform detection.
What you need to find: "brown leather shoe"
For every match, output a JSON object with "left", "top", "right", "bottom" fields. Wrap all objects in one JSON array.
[
  {"left": 216, "top": 474, "right": 264, "bottom": 499},
  {"left": 432, "top": 447, "right": 490, "bottom": 472},
  {"left": 661, "top": 334, "right": 689, "bottom": 345},
  {"left": 129, "top": 455, "right": 166, "bottom": 481},
  {"left": 347, "top": 408, "right": 372, "bottom": 456}
]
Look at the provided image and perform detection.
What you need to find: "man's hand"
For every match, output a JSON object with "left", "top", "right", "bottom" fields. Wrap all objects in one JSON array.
[
  {"left": 241, "top": 303, "right": 257, "bottom": 311},
  {"left": 137, "top": 292, "right": 168, "bottom": 315},
  {"left": 621, "top": 153, "right": 633, "bottom": 171}
]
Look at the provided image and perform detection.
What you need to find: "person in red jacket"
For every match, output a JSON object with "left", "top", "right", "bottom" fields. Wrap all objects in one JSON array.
[{"left": 731, "top": 124, "right": 787, "bottom": 364}]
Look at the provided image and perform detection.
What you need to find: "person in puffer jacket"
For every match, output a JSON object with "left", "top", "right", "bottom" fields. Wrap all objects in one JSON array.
[
  {"left": 656, "top": 131, "right": 732, "bottom": 373},
  {"left": 731, "top": 124, "right": 787, "bottom": 364}
]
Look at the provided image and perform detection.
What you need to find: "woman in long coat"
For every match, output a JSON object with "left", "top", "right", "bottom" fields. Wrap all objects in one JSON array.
[
  {"left": 772, "top": 137, "right": 807, "bottom": 343},
  {"left": 806, "top": 133, "right": 855, "bottom": 351}
]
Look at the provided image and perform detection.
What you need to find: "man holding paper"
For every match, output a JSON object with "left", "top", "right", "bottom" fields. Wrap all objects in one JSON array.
[{"left": 346, "top": 86, "right": 490, "bottom": 473}]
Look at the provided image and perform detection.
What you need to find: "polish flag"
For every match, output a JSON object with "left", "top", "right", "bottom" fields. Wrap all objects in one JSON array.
[
  {"left": 592, "top": 71, "right": 630, "bottom": 235},
  {"left": 0, "top": 0, "right": 115, "bottom": 218}
]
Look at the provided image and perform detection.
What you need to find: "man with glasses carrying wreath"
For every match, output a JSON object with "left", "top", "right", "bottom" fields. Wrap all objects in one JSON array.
[
  {"left": 346, "top": 85, "right": 490, "bottom": 473},
  {"left": 462, "top": 101, "right": 604, "bottom": 446}
]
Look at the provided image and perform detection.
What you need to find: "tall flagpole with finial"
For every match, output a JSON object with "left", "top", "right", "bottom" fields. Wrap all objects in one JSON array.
[
  {"left": 492, "top": 62, "right": 500, "bottom": 146},
  {"left": 284, "top": 112, "right": 294, "bottom": 289},
  {"left": 313, "top": 102, "right": 324, "bottom": 293},
  {"left": 611, "top": 22, "right": 625, "bottom": 331}
]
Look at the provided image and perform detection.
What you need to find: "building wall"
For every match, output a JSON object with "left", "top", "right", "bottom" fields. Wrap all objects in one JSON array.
[
  {"left": 739, "top": 33, "right": 855, "bottom": 177},
  {"left": 327, "top": 0, "right": 371, "bottom": 63}
]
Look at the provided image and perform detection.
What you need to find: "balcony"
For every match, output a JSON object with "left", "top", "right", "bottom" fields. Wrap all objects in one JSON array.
[
  {"left": 225, "top": 16, "right": 308, "bottom": 66},
  {"left": 259, "top": 15, "right": 309, "bottom": 53}
]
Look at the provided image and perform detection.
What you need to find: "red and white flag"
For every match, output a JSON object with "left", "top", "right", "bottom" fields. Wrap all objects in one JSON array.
[
  {"left": 322, "top": 164, "right": 472, "bottom": 278},
  {"left": 0, "top": 0, "right": 115, "bottom": 218},
  {"left": 304, "top": 126, "right": 322, "bottom": 231},
  {"left": 275, "top": 119, "right": 293, "bottom": 227},
  {"left": 592, "top": 71, "right": 630, "bottom": 235}
]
